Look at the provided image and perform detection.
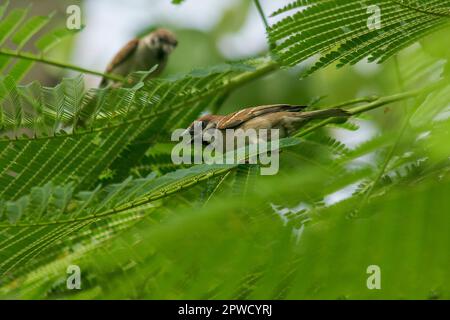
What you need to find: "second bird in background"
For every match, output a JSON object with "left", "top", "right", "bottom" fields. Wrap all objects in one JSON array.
[{"left": 100, "top": 28, "right": 178, "bottom": 87}]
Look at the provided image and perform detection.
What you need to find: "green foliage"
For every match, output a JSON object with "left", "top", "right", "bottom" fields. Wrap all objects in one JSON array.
[
  {"left": 268, "top": 0, "right": 450, "bottom": 77},
  {"left": 0, "top": 1, "right": 81, "bottom": 82},
  {"left": 0, "top": 1, "right": 449, "bottom": 300},
  {"left": 0, "top": 163, "right": 235, "bottom": 281}
]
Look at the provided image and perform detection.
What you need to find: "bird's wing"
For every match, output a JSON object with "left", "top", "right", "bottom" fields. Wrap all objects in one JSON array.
[
  {"left": 105, "top": 38, "right": 139, "bottom": 73},
  {"left": 100, "top": 39, "right": 139, "bottom": 87},
  {"left": 216, "top": 104, "right": 307, "bottom": 129}
]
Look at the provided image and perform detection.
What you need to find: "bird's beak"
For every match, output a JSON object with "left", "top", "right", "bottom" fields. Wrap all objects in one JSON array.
[
  {"left": 182, "top": 126, "right": 199, "bottom": 144},
  {"left": 184, "top": 121, "right": 211, "bottom": 145}
]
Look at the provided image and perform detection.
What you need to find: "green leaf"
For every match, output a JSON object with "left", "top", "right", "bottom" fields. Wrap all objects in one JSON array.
[
  {"left": 0, "top": 7, "right": 29, "bottom": 46},
  {"left": 6, "top": 163, "right": 450, "bottom": 299},
  {"left": 7, "top": 59, "right": 33, "bottom": 81},
  {"left": 268, "top": 0, "right": 450, "bottom": 77},
  {"left": 410, "top": 84, "right": 450, "bottom": 127},
  {"left": 0, "top": 5, "right": 78, "bottom": 81},
  {"left": 12, "top": 13, "right": 54, "bottom": 50},
  {"left": 35, "top": 27, "right": 81, "bottom": 53},
  {"left": 0, "top": 163, "right": 233, "bottom": 279}
]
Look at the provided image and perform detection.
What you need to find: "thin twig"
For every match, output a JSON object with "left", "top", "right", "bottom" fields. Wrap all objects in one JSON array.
[
  {"left": 294, "top": 79, "right": 445, "bottom": 138},
  {"left": 327, "top": 95, "right": 380, "bottom": 109},
  {"left": 0, "top": 167, "right": 235, "bottom": 228},
  {"left": 254, "top": 0, "right": 270, "bottom": 30},
  {"left": 254, "top": 0, "right": 277, "bottom": 50},
  {"left": 0, "top": 49, "right": 125, "bottom": 82},
  {"left": 356, "top": 56, "right": 412, "bottom": 211}
]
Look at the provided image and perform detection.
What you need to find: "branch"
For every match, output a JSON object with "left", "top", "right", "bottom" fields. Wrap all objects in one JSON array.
[
  {"left": 0, "top": 49, "right": 125, "bottom": 82},
  {"left": 254, "top": 0, "right": 270, "bottom": 30},
  {"left": 294, "top": 80, "right": 445, "bottom": 138},
  {"left": 254, "top": 0, "right": 276, "bottom": 50},
  {"left": 0, "top": 167, "right": 233, "bottom": 228},
  {"left": 356, "top": 55, "right": 412, "bottom": 211}
]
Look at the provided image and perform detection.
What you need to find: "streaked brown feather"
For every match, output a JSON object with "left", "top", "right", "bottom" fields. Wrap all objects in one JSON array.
[{"left": 216, "top": 104, "right": 306, "bottom": 129}]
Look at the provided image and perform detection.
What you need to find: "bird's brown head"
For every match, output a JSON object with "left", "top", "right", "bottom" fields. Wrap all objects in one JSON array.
[
  {"left": 145, "top": 28, "right": 178, "bottom": 58},
  {"left": 186, "top": 114, "right": 221, "bottom": 140}
]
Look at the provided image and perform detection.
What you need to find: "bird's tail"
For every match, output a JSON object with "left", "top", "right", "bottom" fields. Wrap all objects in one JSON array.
[{"left": 297, "top": 108, "right": 350, "bottom": 119}]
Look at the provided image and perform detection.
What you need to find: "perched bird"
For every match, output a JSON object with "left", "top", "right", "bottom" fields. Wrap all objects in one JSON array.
[
  {"left": 187, "top": 104, "right": 350, "bottom": 145},
  {"left": 74, "top": 29, "right": 177, "bottom": 129},
  {"left": 100, "top": 28, "right": 178, "bottom": 87}
]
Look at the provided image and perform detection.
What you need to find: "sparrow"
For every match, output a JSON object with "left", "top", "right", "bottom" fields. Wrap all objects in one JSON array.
[
  {"left": 187, "top": 104, "right": 350, "bottom": 145},
  {"left": 73, "top": 29, "right": 177, "bottom": 128},
  {"left": 100, "top": 28, "right": 178, "bottom": 87}
]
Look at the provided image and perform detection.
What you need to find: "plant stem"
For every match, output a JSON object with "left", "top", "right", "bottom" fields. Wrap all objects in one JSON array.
[
  {"left": 356, "top": 56, "right": 411, "bottom": 211},
  {"left": 327, "top": 95, "right": 380, "bottom": 109},
  {"left": 294, "top": 80, "right": 445, "bottom": 138},
  {"left": 254, "top": 0, "right": 270, "bottom": 30},
  {"left": 227, "top": 59, "right": 279, "bottom": 90},
  {"left": 1, "top": 167, "right": 235, "bottom": 228},
  {"left": 254, "top": 0, "right": 277, "bottom": 51},
  {"left": 394, "top": 56, "right": 409, "bottom": 114},
  {"left": 0, "top": 49, "right": 125, "bottom": 82}
]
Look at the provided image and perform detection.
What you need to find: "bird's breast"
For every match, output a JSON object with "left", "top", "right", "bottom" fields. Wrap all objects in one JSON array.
[{"left": 135, "top": 44, "right": 166, "bottom": 72}]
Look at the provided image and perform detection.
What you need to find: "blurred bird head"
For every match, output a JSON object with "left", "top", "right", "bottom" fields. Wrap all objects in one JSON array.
[{"left": 144, "top": 28, "right": 178, "bottom": 57}]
